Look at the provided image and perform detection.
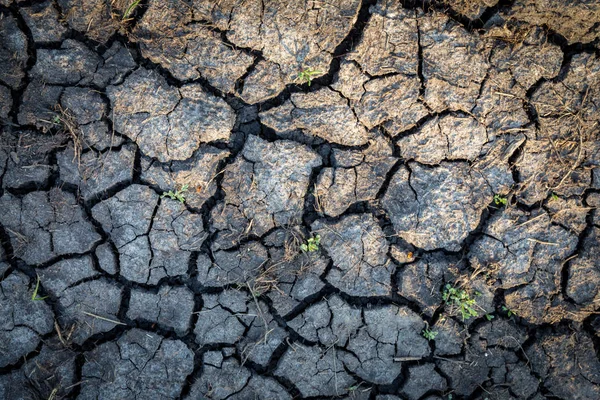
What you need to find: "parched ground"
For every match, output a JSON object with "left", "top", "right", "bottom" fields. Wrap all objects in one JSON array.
[{"left": 0, "top": 0, "right": 599, "bottom": 399}]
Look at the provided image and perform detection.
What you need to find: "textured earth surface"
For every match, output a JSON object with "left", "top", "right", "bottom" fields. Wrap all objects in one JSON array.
[{"left": 1, "top": 0, "right": 599, "bottom": 399}]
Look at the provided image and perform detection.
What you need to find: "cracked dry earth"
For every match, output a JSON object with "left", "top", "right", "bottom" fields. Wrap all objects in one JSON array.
[{"left": 1, "top": 1, "right": 600, "bottom": 400}]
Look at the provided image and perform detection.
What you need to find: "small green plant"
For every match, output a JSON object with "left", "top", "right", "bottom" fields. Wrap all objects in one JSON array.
[
  {"left": 297, "top": 67, "right": 321, "bottom": 86},
  {"left": 493, "top": 194, "right": 508, "bottom": 206},
  {"left": 502, "top": 305, "right": 515, "bottom": 318},
  {"left": 442, "top": 284, "right": 479, "bottom": 321},
  {"left": 422, "top": 328, "right": 438, "bottom": 341},
  {"left": 122, "top": 0, "right": 141, "bottom": 20},
  {"left": 31, "top": 275, "right": 48, "bottom": 301},
  {"left": 550, "top": 192, "right": 559, "bottom": 201},
  {"left": 300, "top": 234, "right": 321, "bottom": 252},
  {"left": 161, "top": 184, "right": 188, "bottom": 203},
  {"left": 52, "top": 115, "right": 61, "bottom": 125},
  {"left": 485, "top": 313, "right": 495, "bottom": 321}
]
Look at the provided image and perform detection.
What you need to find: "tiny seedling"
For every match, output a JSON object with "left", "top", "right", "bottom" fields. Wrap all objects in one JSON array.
[
  {"left": 31, "top": 275, "right": 48, "bottom": 301},
  {"left": 161, "top": 184, "right": 188, "bottom": 203},
  {"left": 52, "top": 115, "right": 61, "bottom": 125},
  {"left": 297, "top": 67, "right": 321, "bottom": 86},
  {"left": 485, "top": 313, "right": 495, "bottom": 321},
  {"left": 502, "top": 305, "right": 515, "bottom": 318},
  {"left": 122, "top": 0, "right": 141, "bottom": 21},
  {"left": 422, "top": 328, "right": 438, "bottom": 341},
  {"left": 442, "top": 284, "right": 479, "bottom": 321},
  {"left": 300, "top": 234, "right": 321, "bottom": 252},
  {"left": 493, "top": 194, "right": 508, "bottom": 206},
  {"left": 550, "top": 193, "right": 559, "bottom": 201}
]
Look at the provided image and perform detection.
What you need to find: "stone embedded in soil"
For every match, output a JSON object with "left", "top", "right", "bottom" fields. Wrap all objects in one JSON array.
[
  {"left": 194, "top": 290, "right": 248, "bottom": 346},
  {"left": 396, "top": 252, "right": 461, "bottom": 316},
  {"left": 196, "top": 242, "right": 269, "bottom": 288},
  {"left": 341, "top": 305, "right": 429, "bottom": 385},
  {"left": 19, "top": 1, "right": 68, "bottom": 44},
  {"left": 58, "top": 144, "right": 136, "bottom": 202},
  {"left": 79, "top": 329, "right": 194, "bottom": 399},
  {"left": 383, "top": 162, "right": 491, "bottom": 251},
  {"left": 0, "top": 189, "right": 101, "bottom": 265},
  {"left": 17, "top": 81, "right": 64, "bottom": 131},
  {"left": 0, "top": 14, "right": 28, "bottom": 90},
  {"left": 527, "top": 330, "right": 600, "bottom": 400},
  {"left": 420, "top": 13, "right": 489, "bottom": 112},
  {"left": 313, "top": 213, "right": 394, "bottom": 297},
  {"left": 211, "top": 135, "right": 320, "bottom": 245},
  {"left": 56, "top": 278, "right": 122, "bottom": 344},
  {"left": 315, "top": 134, "right": 397, "bottom": 217},
  {"left": 127, "top": 285, "right": 194, "bottom": 335},
  {"left": 288, "top": 295, "right": 362, "bottom": 347},
  {"left": 188, "top": 351, "right": 291, "bottom": 400},
  {"left": 402, "top": 363, "right": 447, "bottom": 400},
  {"left": 140, "top": 145, "right": 229, "bottom": 210},
  {"left": 398, "top": 114, "right": 488, "bottom": 164},
  {"left": 275, "top": 343, "right": 356, "bottom": 398},
  {"left": 260, "top": 89, "right": 370, "bottom": 146},
  {"left": 2, "top": 131, "right": 64, "bottom": 190},
  {"left": 31, "top": 40, "right": 102, "bottom": 86},
  {"left": 107, "top": 68, "right": 235, "bottom": 162},
  {"left": 0, "top": 272, "right": 54, "bottom": 368}
]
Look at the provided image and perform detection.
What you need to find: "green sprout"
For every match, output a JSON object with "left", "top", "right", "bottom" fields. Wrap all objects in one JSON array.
[
  {"left": 493, "top": 194, "right": 508, "bottom": 206},
  {"left": 502, "top": 305, "right": 516, "bottom": 318},
  {"left": 31, "top": 275, "right": 48, "bottom": 301},
  {"left": 122, "top": 0, "right": 141, "bottom": 21},
  {"left": 485, "top": 313, "right": 495, "bottom": 321},
  {"left": 300, "top": 234, "right": 321, "bottom": 252},
  {"left": 550, "top": 193, "right": 559, "bottom": 201},
  {"left": 161, "top": 184, "right": 189, "bottom": 203},
  {"left": 442, "top": 284, "right": 479, "bottom": 321},
  {"left": 297, "top": 67, "right": 322, "bottom": 86},
  {"left": 422, "top": 328, "right": 438, "bottom": 341}
]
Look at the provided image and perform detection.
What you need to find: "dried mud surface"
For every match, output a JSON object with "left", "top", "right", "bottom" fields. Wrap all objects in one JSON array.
[{"left": 1, "top": 0, "right": 599, "bottom": 399}]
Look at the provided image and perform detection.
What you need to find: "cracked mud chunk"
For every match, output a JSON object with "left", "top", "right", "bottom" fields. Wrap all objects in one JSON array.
[
  {"left": 188, "top": 351, "right": 291, "bottom": 400},
  {"left": 0, "top": 189, "right": 101, "bottom": 265},
  {"left": 92, "top": 184, "right": 206, "bottom": 284},
  {"left": 19, "top": 1, "right": 68, "bottom": 44},
  {"left": 133, "top": 1, "right": 254, "bottom": 93},
  {"left": 275, "top": 343, "right": 356, "bottom": 397},
  {"left": 17, "top": 81, "right": 64, "bottom": 131},
  {"left": 315, "top": 134, "right": 397, "bottom": 217},
  {"left": 432, "top": 317, "right": 465, "bottom": 356},
  {"left": 56, "top": 279, "right": 122, "bottom": 344},
  {"left": 383, "top": 162, "right": 490, "bottom": 251},
  {"left": 239, "top": 60, "right": 286, "bottom": 104},
  {"left": 58, "top": 144, "right": 136, "bottom": 202},
  {"left": 3, "top": 131, "right": 64, "bottom": 190},
  {"left": 528, "top": 331, "right": 600, "bottom": 400},
  {"left": 349, "top": 2, "right": 418, "bottom": 76},
  {"left": 469, "top": 208, "right": 581, "bottom": 323},
  {"left": 94, "top": 41, "right": 137, "bottom": 87},
  {"left": 263, "top": 230, "right": 328, "bottom": 317},
  {"left": 31, "top": 40, "right": 102, "bottom": 86},
  {"left": 212, "top": 135, "right": 320, "bottom": 244},
  {"left": 260, "top": 89, "right": 370, "bottom": 146},
  {"left": 0, "top": 272, "right": 54, "bottom": 367},
  {"left": 341, "top": 305, "right": 429, "bottom": 385},
  {"left": 194, "top": 290, "right": 248, "bottom": 346},
  {"left": 56, "top": 0, "right": 120, "bottom": 43},
  {"left": 108, "top": 69, "right": 235, "bottom": 162},
  {"left": 289, "top": 295, "right": 362, "bottom": 347},
  {"left": 0, "top": 85, "right": 11, "bottom": 119},
  {"left": 509, "top": 0, "right": 600, "bottom": 45},
  {"left": 420, "top": 13, "right": 489, "bottom": 112},
  {"left": 313, "top": 214, "right": 394, "bottom": 297},
  {"left": 546, "top": 196, "right": 589, "bottom": 234},
  {"left": 0, "top": 246, "right": 8, "bottom": 277},
  {"left": 128, "top": 285, "right": 194, "bottom": 335},
  {"left": 451, "top": 0, "right": 498, "bottom": 19},
  {"left": 398, "top": 114, "right": 488, "bottom": 164},
  {"left": 0, "top": 14, "right": 28, "bottom": 89},
  {"left": 196, "top": 242, "right": 269, "bottom": 287},
  {"left": 140, "top": 145, "right": 229, "bottom": 210},
  {"left": 396, "top": 252, "right": 460, "bottom": 316},
  {"left": 238, "top": 300, "right": 287, "bottom": 367},
  {"left": 96, "top": 242, "right": 118, "bottom": 275},
  {"left": 38, "top": 256, "right": 99, "bottom": 295},
  {"left": 566, "top": 227, "right": 600, "bottom": 306},
  {"left": 60, "top": 86, "right": 106, "bottom": 125},
  {"left": 401, "top": 363, "right": 447, "bottom": 400},
  {"left": 80, "top": 329, "right": 194, "bottom": 399}
]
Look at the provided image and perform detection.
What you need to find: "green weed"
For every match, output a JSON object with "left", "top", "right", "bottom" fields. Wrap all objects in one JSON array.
[
  {"left": 502, "top": 305, "right": 516, "bottom": 318},
  {"left": 31, "top": 275, "right": 48, "bottom": 301},
  {"left": 161, "top": 184, "right": 189, "bottom": 203},
  {"left": 300, "top": 234, "right": 321, "bottom": 252},
  {"left": 297, "top": 67, "right": 321, "bottom": 86},
  {"left": 122, "top": 0, "right": 141, "bottom": 21},
  {"left": 442, "top": 284, "right": 479, "bottom": 321},
  {"left": 493, "top": 194, "right": 508, "bottom": 206},
  {"left": 422, "top": 328, "right": 438, "bottom": 341}
]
